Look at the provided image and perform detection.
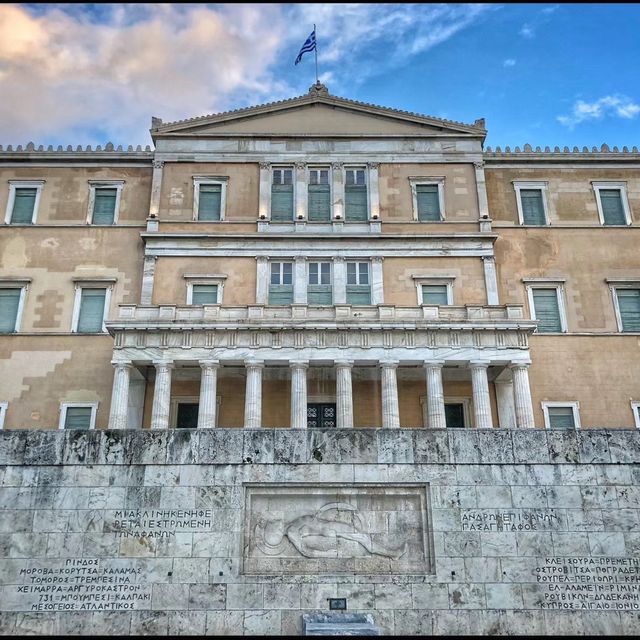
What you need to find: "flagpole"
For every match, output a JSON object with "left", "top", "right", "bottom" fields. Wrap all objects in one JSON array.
[{"left": 314, "top": 23, "right": 319, "bottom": 84}]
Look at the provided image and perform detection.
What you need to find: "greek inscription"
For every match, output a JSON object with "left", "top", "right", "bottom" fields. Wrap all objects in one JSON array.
[
  {"left": 109, "top": 509, "right": 212, "bottom": 538},
  {"left": 461, "top": 510, "right": 560, "bottom": 532}
]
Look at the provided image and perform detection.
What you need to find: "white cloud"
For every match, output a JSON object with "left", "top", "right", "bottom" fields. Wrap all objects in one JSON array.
[
  {"left": 0, "top": 3, "right": 495, "bottom": 145},
  {"left": 519, "top": 24, "right": 534, "bottom": 38},
  {"left": 557, "top": 95, "right": 640, "bottom": 128},
  {"left": 503, "top": 58, "right": 516, "bottom": 67}
]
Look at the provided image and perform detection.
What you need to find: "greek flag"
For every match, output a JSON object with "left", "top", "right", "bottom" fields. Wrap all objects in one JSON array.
[{"left": 295, "top": 29, "right": 316, "bottom": 65}]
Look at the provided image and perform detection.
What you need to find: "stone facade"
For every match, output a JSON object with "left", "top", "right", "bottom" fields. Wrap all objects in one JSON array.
[{"left": 1, "top": 428, "right": 640, "bottom": 635}]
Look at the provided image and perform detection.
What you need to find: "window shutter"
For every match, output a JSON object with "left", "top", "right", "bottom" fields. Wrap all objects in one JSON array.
[
  {"left": 600, "top": 189, "right": 626, "bottom": 225},
  {"left": 416, "top": 185, "right": 441, "bottom": 221},
  {"left": 64, "top": 406, "right": 93, "bottom": 429},
  {"left": 548, "top": 407, "right": 575, "bottom": 429},
  {"left": 617, "top": 289, "right": 640, "bottom": 331},
  {"left": 308, "top": 286, "right": 332, "bottom": 304},
  {"left": 532, "top": 288, "right": 562, "bottom": 332},
  {"left": 422, "top": 285, "right": 448, "bottom": 305},
  {"left": 268, "top": 285, "right": 293, "bottom": 305},
  {"left": 271, "top": 185, "right": 293, "bottom": 220},
  {"left": 198, "top": 184, "right": 222, "bottom": 221},
  {"left": 308, "top": 184, "right": 331, "bottom": 221},
  {"left": 0, "top": 289, "right": 21, "bottom": 333},
  {"left": 92, "top": 188, "right": 117, "bottom": 225},
  {"left": 191, "top": 284, "right": 218, "bottom": 305},
  {"left": 520, "top": 189, "right": 545, "bottom": 225},
  {"left": 346, "top": 285, "right": 371, "bottom": 305},
  {"left": 11, "top": 188, "right": 37, "bottom": 224},
  {"left": 77, "top": 289, "right": 106, "bottom": 333},
  {"left": 345, "top": 185, "right": 368, "bottom": 221}
]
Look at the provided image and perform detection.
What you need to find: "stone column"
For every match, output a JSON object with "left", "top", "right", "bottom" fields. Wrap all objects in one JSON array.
[
  {"left": 371, "top": 257, "right": 384, "bottom": 305},
  {"left": 258, "top": 162, "right": 271, "bottom": 220},
  {"left": 294, "top": 256, "right": 307, "bottom": 304},
  {"left": 149, "top": 160, "right": 164, "bottom": 219},
  {"left": 108, "top": 361, "right": 132, "bottom": 429},
  {"left": 495, "top": 380, "right": 516, "bottom": 428},
  {"left": 482, "top": 256, "right": 499, "bottom": 305},
  {"left": 295, "top": 162, "right": 306, "bottom": 220},
  {"left": 140, "top": 255, "right": 157, "bottom": 305},
  {"left": 367, "top": 162, "right": 380, "bottom": 220},
  {"left": 470, "top": 361, "right": 493, "bottom": 429},
  {"left": 198, "top": 360, "right": 219, "bottom": 428},
  {"left": 290, "top": 360, "right": 309, "bottom": 429},
  {"left": 256, "top": 257, "right": 269, "bottom": 304},
  {"left": 510, "top": 363, "right": 535, "bottom": 429},
  {"left": 335, "top": 360, "right": 354, "bottom": 428},
  {"left": 244, "top": 360, "right": 264, "bottom": 428},
  {"left": 333, "top": 257, "right": 347, "bottom": 304},
  {"left": 151, "top": 361, "right": 173, "bottom": 429},
  {"left": 474, "top": 160, "right": 490, "bottom": 220},
  {"left": 331, "top": 163, "right": 344, "bottom": 220},
  {"left": 424, "top": 361, "right": 446, "bottom": 429},
  {"left": 380, "top": 360, "right": 400, "bottom": 429}
]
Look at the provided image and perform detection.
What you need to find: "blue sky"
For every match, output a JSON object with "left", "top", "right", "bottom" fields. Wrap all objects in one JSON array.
[{"left": 1, "top": 3, "right": 639, "bottom": 149}]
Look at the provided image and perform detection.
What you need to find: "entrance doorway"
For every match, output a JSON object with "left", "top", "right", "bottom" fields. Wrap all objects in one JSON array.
[
  {"left": 307, "top": 403, "right": 337, "bottom": 428},
  {"left": 176, "top": 403, "right": 199, "bottom": 428},
  {"left": 445, "top": 403, "right": 465, "bottom": 428}
]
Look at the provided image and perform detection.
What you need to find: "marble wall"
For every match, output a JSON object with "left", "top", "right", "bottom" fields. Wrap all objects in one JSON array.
[{"left": 1, "top": 428, "right": 640, "bottom": 635}]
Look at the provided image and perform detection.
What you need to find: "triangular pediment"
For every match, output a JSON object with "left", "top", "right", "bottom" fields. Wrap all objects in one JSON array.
[{"left": 151, "top": 86, "right": 485, "bottom": 139}]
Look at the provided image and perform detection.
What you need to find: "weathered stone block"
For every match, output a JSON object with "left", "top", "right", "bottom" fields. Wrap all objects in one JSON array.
[
  {"left": 477, "top": 430, "right": 514, "bottom": 464},
  {"left": 168, "top": 611, "right": 207, "bottom": 636},
  {"left": 188, "top": 583, "right": 226, "bottom": 610},
  {"left": 62, "top": 429, "right": 101, "bottom": 465},
  {"left": 448, "top": 583, "right": 486, "bottom": 609},
  {"left": 448, "top": 430, "right": 480, "bottom": 464},
  {"left": 608, "top": 430, "right": 640, "bottom": 463},
  {"left": 377, "top": 429, "right": 414, "bottom": 463},
  {"left": 23, "top": 430, "right": 64, "bottom": 465},
  {"left": 547, "top": 430, "right": 579, "bottom": 463},
  {"left": 206, "top": 611, "right": 244, "bottom": 636},
  {"left": 413, "top": 429, "right": 450, "bottom": 464},
  {"left": 577, "top": 430, "right": 611, "bottom": 464},
  {"left": 243, "top": 609, "right": 281, "bottom": 636},
  {"left": 411, "top": 583, "right": 450, "bottom": 609},
  {"left": 274, "top": 429, "right": 308, "bottom": 463},
  {"left": 127, "top": 430, "right": 169, "bottom": 465},
  {"left": 198, "top": 429, "right": 243, "bottom": 464},
  {"left": 227, "top": 583, "right": 264, "bottom": 610},
  {"left": 0, "top": 431, "right": 27, "bottom": 466},
  {"left": 130, "top": 611, "right": 169, "bottom": 636},
  {"left": 242, "top": 429, "right": 274, "bottom": 464},
  {"left": 511, "top": 430, "right": 550, "bottom": 464}
]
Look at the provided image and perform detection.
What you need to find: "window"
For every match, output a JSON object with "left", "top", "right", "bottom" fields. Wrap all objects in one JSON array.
[
  {"left": 593, "top": 182, "right": 631, "bottom": 226},
  {"left": 269, "top": 261, "right": 293, "bottom": 304},
  {"left": 613, "top": 287, "right": 640, "bottom": 332},
  {"left": 193, "top": 177, "right": 227, "bottom": 221},
  {"left": 5, "top": 181, "right": 44, "bottom": 224},
  {"left": 72, "top": 284, "right": 112, "bottom": 333},
  {"left": 308, "top": 261, "right": 332, "bottom": 304},
  {"left": 88, "top": 181, "right": 123, "bottom": 225},
  {"left": 412, "top": 276, "right": 454, "bottom": 306},
  {"left": 59, "top": 403, "right": 97, "bottom": 430},
  {"left": 422, "top": 285, "right": 449, "bottom": 305},
  {"left": 192, "top": 285, "right": 218, "bottom": 305},
  {"left": 409, "top": 178, "right": 445, "bottom": 221},
  {"left": 271, "top": 167, "right": 294, "bottom": 221},
  {"left": 308, "top": 168, "right": 331, "bottom": 221},
  {"left": 0, "top": 285, "right": 27, "bottom": 333},
  {"left": 0, "top": 402, "right": 6, "bottom": 429},
  {"left": 184, "top": 274, "right": 226, "bottom": 305},
  {"left": 345, "top": 168, "right": 368, "bottom": 221},
  {"left": 514, "top": 181, "right": 549, "bottom": 226},
  {"left": 542, "top": 402, "right": 580, "bottom": 429},
  {"left": 346, "top": 261, "right": 371, "bottom": 304},
  {"left": 524, "top": 281, "right": 567, "bottom": 333}
]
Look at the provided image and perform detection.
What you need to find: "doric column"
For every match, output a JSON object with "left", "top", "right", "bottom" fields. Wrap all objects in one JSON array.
[
  {"left": 290, "top": 360, "right": 309, "bottom": 429},
  {"left": 295, "top": 162, "right": 306, "bottom": 220},
  {"left": 474, "top": 160, "right": 490, "bottom": 220},
  {"left": 258, "top": 162, "right": 271, "bottom": 220},
  {"left": 294, "top": 256, "right": 307, "bottom": 304},
  {"left": 331, "top": 163, "right": 344, "bottom": 220},
  {"left": 367, "top": 162, "right": 380, "bottom": 220},
  {"left": 335, "top": 360, "right": 354, "bottom": 428},
  {"left": 333, "top": 257, "right": 347, "bottom": 304},
  {"left": 495, "top": 380, "right": 516, "bottom": 428},
  {"left": 424, "top": 361, "right": 446, "bottom": 429},
  {"left": 256, "top": 257, "right": 269, "bottom": 304},
  {"left": 510, "top": 363, "right": 535, "bottom": 429},
  {"left": 380, "top": 360, "right": 400, "bottom": 429},
  {"left": 470, "top": 361, "right": 493, "bottom": 429},
  {"left": 198, "top": 360, "right": 219, "bottom": 428},
  {"left": 140, "top": 255, "right": 157, "bottom": 305},
  {"left": 108, "top": 361, "right": 132, "bottom": 429},
  {"left": 151, "top": 361, "right": 173, "bottom": 429},
  {"left": 149, "top": 160, "right": 164, "bottom": 218},
  {"left": 482, "top": 256, "right": 499, "bottom": 305},
  {"left": 244, "top": 360, "right": 264, "bottom": 428}
]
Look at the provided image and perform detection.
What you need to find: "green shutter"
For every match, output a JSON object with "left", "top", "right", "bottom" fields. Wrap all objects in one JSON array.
[
  {"left": 198, "top": 184, "right": 222, "bottom": 221},
  {"left": 422, "top": 285, "right": 448, "bottom": 305},
  {"left": 192, "top": 284, "right": 218, "bottom": 304},
  {"left": 600, "top": 190, "right": 626, "bottom": 225},
  {"left": 520, "top": 189, "right": 545, "bottom": 225},
  {"left": 308, "top": 286, "right": 332, "bottom": 304},
  {"left": 271, "top": 184, "right": 293, "bottom": 221},
  {"left": 532, "top": 288, "right": 562, "bottom": 332},
  {"left": 92, "top": 188, "right": 117, "bottom": 225},
  {"left": 64, "top": 406, "right": 93, "bottom": 429},
  {"left": 11, "top": 188, "right": 36, "bottom": 224},
  {"left": 345, "top": 185, "right": 368, "bottom": 221},
  {"left": 618, "top": 289, "right": 640, "bottom": 331},
  {"left": 268, "top": 285, "right": 293, "bottom": 304},
  {"left": 308, "top": 184, "right": 331, "bottom": 221},
  {"left": 0, "top": 288, "right": 21, "bottom": 333},
  {"left": 416, "top": 185, "right": 441, "bottom": 221},
  {"left": 547, "top": 407, "right": 575, "bottom": 429},
  {"left": 346, "top": 285, "right": 371, "bottom": 305},
  {"left": 77, "top": 289, "right": 106, "bottom": 333}
]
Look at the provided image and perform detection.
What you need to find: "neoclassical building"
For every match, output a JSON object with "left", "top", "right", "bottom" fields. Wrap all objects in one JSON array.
[{"left": 1, "top": 83, "right": 639, "bottom": 432}]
